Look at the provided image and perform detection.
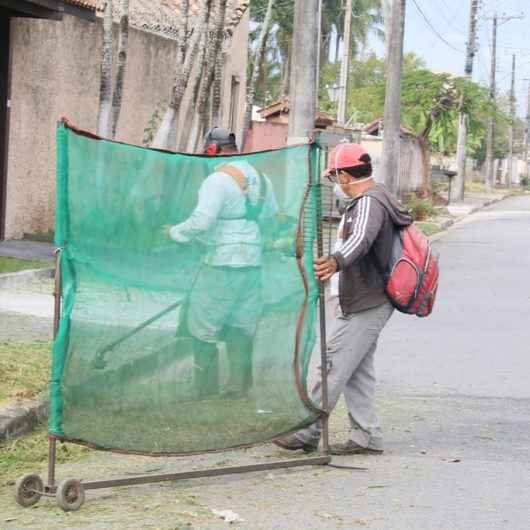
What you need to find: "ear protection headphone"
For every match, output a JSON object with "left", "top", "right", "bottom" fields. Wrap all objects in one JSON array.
[
  {"left": 206, "top": 142, "right": 222, "bottom": 156},
  {"left": 204, "top": 127, "right": 237, "bottom": 156}
]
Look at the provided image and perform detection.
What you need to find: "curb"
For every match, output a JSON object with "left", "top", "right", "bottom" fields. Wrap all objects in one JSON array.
[
  {"left": 0, "top": 267, "right": 54, "bottom": 288},
  {"left": 429, "top": 193, "right": 512, "bottom": 242},
  {"left": 0, "top": 398, "right": 48, "bottom": 443}
]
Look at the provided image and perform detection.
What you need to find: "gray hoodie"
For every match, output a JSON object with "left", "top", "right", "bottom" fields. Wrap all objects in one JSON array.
[{"left": 332, "top": 183, "right": 413, "bottom": 314}]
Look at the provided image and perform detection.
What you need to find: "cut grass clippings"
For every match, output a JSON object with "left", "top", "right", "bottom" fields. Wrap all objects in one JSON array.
[
  {"left": 0, "top": 425, "right": 91, "bottom": 490},
  {"left": 0, "top": 340, "right": 51, "bottom": 402},
  {"left": 0, "top": 256, "right": 52, "bottom": 274},
  {"left": 0, "top": 340, "right": 90, "bottom": 492}
]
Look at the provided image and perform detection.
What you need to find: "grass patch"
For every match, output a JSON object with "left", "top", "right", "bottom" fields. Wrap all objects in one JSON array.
[
  {"left": 403, "top": 196, "right": 436, "bottom": 221},
  {"left": 24, "top": 230, "right": 54, "bottom": 243},
  {"left": 0, "top": 340, "right": 51, "bottom": 402},
  {"left": 0, "top": 256, "right": 51, "bottom": 274},
  {"left": 463, "top": 181, "right": 509, "bottom": 194},
  {"left": 416, "top": 222, "right": 442, "bottom": 237},
  {"left": 0, "top": 340, "right": 89, "bottom": 491},
  {"left": 0, "top": 425, "right": 91, "bottom": 489},
  {"left": 431, "top": 180, "right": 449, "bottom": 194},
  {"left": 465, "top": 181, "right": 487, "bottom": 193}
]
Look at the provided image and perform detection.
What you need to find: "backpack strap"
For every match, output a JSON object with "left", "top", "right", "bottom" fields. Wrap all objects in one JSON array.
[
  {"left": 217, "top": 164, "right": 267, "bottom": 222},
  {"left": 248, "top": 170, "right": 267, "bottom": 221},
  {"left": 218, "top": 164, "right": 249, "bottom": 193}
]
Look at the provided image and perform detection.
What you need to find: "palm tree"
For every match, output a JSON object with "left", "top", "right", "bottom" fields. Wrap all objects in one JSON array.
[
  {"left": 152, "top": 0, "right": 210, "bottom": 150},
  {"left": 96, "top": 0, "right": 131, "bottom": 139},
  {"left": 248, "top": 0, "right": 382, "bottom": 104},
  {"left": 210, "top": 33, "right": 225, "bottom": 126},
  {"left": 110, "top": 0, "right": 130, "bottom": 139},
  {"left": 350, "top": 0, "right": 384, "bottom": 56},
  {"left": 193, "top": 0, "right": 229, "bottom": 149},
  {"left": 241, "top": 0, "right": 275, "bottom": 147},
  {"left": 97, "top": 0, "right": 113, "bottom": 137},
  {"left": 178, "top": 0, "right": 190, "bottom": 65},
  {"left": 160, "top": 0, "right": 250, "bottom": 152},
  {"left": 176, "top": 17, "right": 210, "bottom": 152}
]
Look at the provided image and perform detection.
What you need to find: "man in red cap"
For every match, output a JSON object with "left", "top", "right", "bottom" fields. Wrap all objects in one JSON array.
[{"left": 275, "top": 143, "right": 412, "bottom": 455}]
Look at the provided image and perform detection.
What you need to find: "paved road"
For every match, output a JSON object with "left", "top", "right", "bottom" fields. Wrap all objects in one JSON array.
[
  {"left": 380, "top": 194, "right": 530, "bottom": 400},
  {"left": 2, "top": 195, "right": 530, "bottom": 529},
  {"left": 0, "top": 278, "right": 53, "bottom": 340}
]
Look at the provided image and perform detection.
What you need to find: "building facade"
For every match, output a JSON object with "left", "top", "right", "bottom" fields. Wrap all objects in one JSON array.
[{"left": 0, "top": 0, "right": 249, "bottom": 239}]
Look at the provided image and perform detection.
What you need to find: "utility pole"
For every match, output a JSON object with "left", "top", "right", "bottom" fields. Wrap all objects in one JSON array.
[
  {"left": 381, "top": 0, "right": 406, "bottom": 194},
  {"left": 382, "top": 0, "right": 392, "bottom": 64},
  {"left": 507, "top": 54, "right": 516, "bottom": 189},
  {"left": 289, "top": 2, "right": 330, "bottom": 458},
  {"left": 315, "top": 0, "right": 323, "bottom": 101},
  {"left": 484, "top": 11, "right": 524, "bottom": 193},
  {"left": 524, "top": 79, "right": 530, "bottom": 177},
  {"left": 453, "top": 0, "right": 479, "bottom": 202},
  {"left": 337, "top": 0, "right": 353, "bottom": 124},
  {"left": 484, "top": 14, "right": 497, "bottom": 194},
  {"left": 288, "top": 0, "right": 319, "bottom": 144}
]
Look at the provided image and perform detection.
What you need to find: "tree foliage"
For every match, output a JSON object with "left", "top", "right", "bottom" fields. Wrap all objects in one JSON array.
[
  {"left": 397, "top": 70, "right": 509, "bottom": 159},
  {"left": 248, "top": 1, "right": 513, "bottom": 164},
  {"left": 319, "top": 52, "right": 425, "bottom": 124},
  {"left": 329, "top": 56, "right": 509, "bottom": 160},
  {"left": 249, "top": 0, "right": 383, "bottom": 106}
]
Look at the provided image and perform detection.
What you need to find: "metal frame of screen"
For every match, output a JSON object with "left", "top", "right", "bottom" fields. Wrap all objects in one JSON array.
[{"left": 14, "top": 120, "right": 340, "bottom": 512}]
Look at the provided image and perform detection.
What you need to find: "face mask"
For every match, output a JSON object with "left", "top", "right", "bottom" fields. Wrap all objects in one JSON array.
[
  {"left": 350, "top": 176, "right": 374, "bottom": 185},
  {"left": 333, "top": 183, "right": 350, "bottom": 200}
]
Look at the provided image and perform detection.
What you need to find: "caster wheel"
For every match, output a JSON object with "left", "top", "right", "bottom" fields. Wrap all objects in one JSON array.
[
  {"left": 14, "top": 473, "right": 43, "bottom": 507},
  {"left": 56, "top": 478, "right": 85, "bottom": 512}
]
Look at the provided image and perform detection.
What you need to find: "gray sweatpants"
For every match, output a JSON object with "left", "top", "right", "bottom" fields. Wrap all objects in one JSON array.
[{"left": 298, "top": 300, "right": 394, "bottom": 451}]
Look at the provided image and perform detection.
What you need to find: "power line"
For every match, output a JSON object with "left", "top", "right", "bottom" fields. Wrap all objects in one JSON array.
[
  {"left": 410, "top": 0, "right": 465, "bottom": 53},
  {"left": 433, "top": 0, "right": 466, "bottom": 33}
]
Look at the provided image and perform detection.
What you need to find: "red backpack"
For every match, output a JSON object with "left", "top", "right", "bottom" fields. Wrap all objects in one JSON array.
[{"left": 384, "top": 223, "right": 439, "bottom": 317}]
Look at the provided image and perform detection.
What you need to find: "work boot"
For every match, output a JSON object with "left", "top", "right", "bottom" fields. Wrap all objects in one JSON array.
[
  {"left": 273, "top": 434, "right": 319, "bottom": 453},
  {"left": 330, "top": 440, "right": 383, "bottom": 456},
  {"left": 192, "top": 337, "right": 220, "bottom": 399},
  {"left": 222, "top": 326, "right": 254, "bottom": 396}
]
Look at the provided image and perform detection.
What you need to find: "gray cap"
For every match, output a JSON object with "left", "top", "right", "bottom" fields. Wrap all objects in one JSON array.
[{"left": 203, "top": 127, "right": 237, "bottom": 148}]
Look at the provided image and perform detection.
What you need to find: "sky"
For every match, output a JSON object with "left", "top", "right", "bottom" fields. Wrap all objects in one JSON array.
[{"left": 399, "top": 0, "right": 529, "bottom": 117}]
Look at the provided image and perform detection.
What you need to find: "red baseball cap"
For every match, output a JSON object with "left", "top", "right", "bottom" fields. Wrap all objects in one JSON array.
[{"left": 323, "top": 143, "right": 370, "bottom": 177}]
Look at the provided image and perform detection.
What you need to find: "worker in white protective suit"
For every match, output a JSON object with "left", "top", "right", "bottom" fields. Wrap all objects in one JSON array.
[{"left": 165, "top": 127, "right": 278, "bottom": 399}]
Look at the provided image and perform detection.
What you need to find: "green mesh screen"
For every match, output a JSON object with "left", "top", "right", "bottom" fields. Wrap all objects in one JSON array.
[{"left": 49, "top": 122, "right": 324, "bottom": 454}]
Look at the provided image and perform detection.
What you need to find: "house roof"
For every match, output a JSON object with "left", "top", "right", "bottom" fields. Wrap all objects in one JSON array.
[
  {"left": 363, "top": 118, "right": 414, "bottom": 137},
  {"left": 97, "top": 1, "right": 249, "bottom": 41},
  {"left": 258, "top": 99, "right": 335, "bottom": 128},
  {"left": 65, "top": 0, "right": 98, "bottom": 10},
  {"left": 258, "top": 99, "right": 290, "bottom": 120}
]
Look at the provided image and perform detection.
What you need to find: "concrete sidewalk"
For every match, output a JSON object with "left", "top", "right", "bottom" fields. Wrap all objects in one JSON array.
[
  {"left": 445, "top": 189, "right": 512, "bottom": 217},
  {"left": 0, "top": 239, "right": 54, "bottom": 261}
]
